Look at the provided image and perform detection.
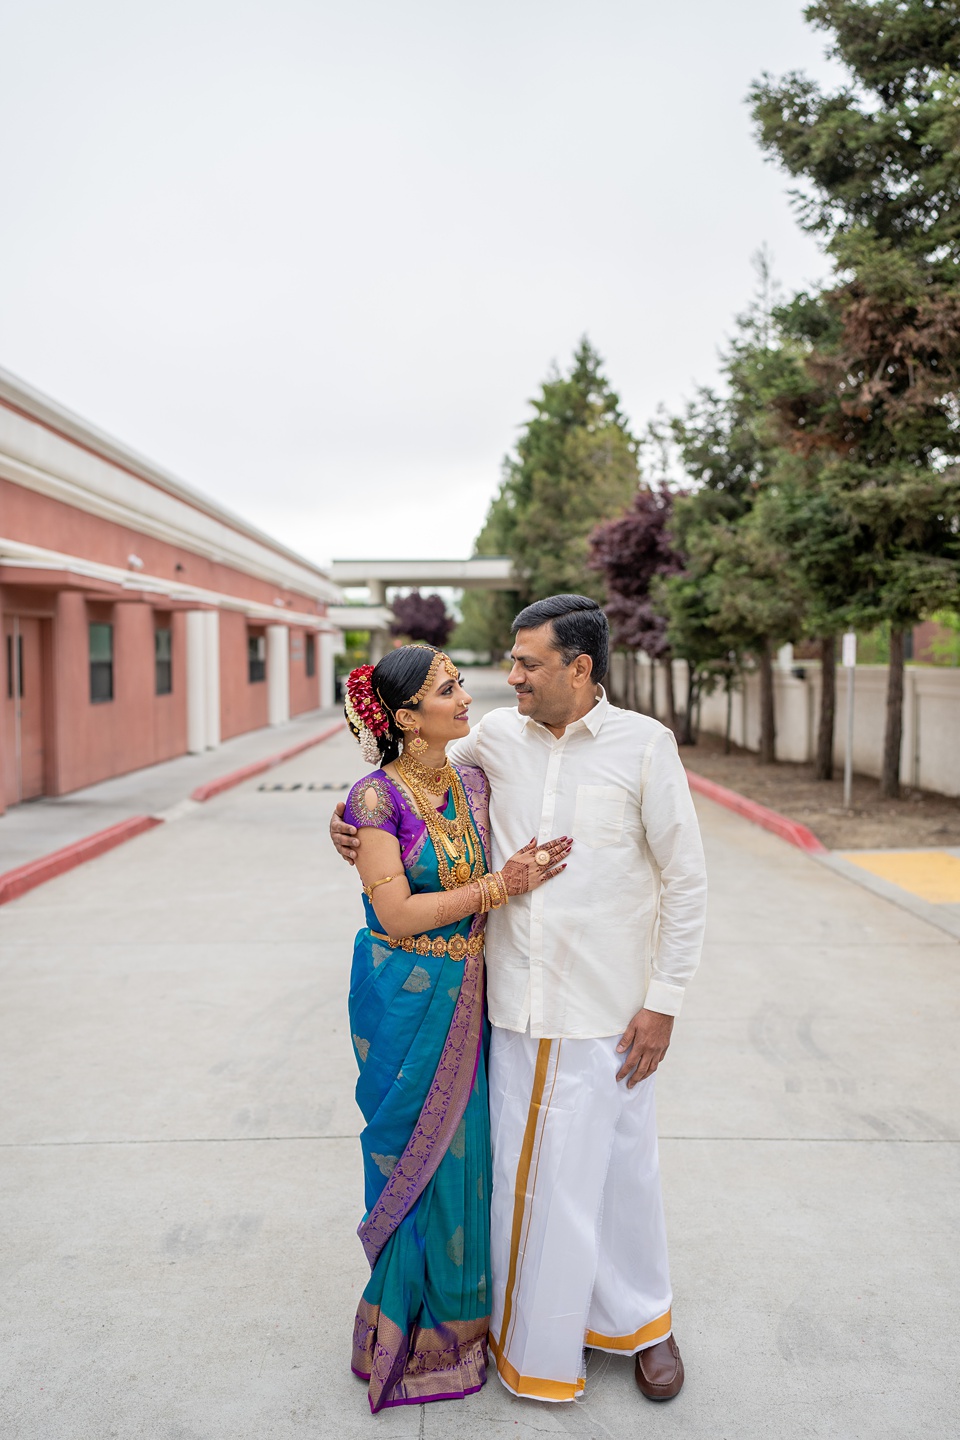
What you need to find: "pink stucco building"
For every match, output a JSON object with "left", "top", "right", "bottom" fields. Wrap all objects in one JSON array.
[{"left": 1, "top": 368, "right": 340, "bottom": 816}]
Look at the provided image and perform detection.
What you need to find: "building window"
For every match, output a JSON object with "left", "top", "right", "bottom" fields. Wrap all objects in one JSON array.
[
  {"left": 305, "top": 633, "right": 316, "bottom": 677},
  {"left": 89, "top": 623, "right": 114, "bottom": 703},
  {"left": 248, "top": 632, "right": 266, "bottom": 683},
  {"left": 155, "top": 626, "right": 172, "bottom": 695},
  {"left": 6, "top": 634, "right": 24, "bottom": 698}
]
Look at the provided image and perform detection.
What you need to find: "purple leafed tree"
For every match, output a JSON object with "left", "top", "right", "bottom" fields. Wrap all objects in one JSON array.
[
  {"left": 588, "top": 486, "right": 684, "bottom": 714},
  {"left": 390, "top": 590, "right": 455, "bottom": 648}
]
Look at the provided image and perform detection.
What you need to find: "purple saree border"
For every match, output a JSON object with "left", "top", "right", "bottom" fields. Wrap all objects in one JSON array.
[{"left": 371, "top": 1381, "right": 485, "bottom": 1411}]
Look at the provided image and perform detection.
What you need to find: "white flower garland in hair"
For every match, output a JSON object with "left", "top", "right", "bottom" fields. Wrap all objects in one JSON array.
[{"left": 344, "top": 690, "right": 384, "bottom": 764}]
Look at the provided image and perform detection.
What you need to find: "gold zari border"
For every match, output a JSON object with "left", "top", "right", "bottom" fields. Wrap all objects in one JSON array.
[
  {"left": 354, "top": 1299, "right": 489, "bottom": 1408},
  {"left": 584, "top": 1308, "right": 673, "bottom": 1353},
  {"left": 488, "top": 1331, "right": 586, "bottom": 1401}
]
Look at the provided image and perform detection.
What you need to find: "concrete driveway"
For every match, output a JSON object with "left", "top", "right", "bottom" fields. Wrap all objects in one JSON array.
[{"left": 1, "top": 671, "right": 957, "bottom": 1438}]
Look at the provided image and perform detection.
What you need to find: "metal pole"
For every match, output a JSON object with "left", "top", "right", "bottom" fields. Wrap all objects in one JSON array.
[{"left": 843, "top": 656, "right": 855, "bottom": 810}]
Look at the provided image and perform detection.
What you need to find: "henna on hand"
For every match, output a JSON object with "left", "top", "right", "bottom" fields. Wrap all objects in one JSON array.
[
  {"left": 433, "top": 881, "right": 482, "bottom": 928},
  {"left": 502, "top": 836, "right": 571, "bottom": 895},
  {"left": 501, "top": 855, "right": 532, "bottom": 895}
]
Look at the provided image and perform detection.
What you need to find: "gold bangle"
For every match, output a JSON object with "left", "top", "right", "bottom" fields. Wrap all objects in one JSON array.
[
  {"left": 480, "top": 875, "right": 493, "bottom": 914},
  {"left": 482, "top": 870, "right": 507, "bottom": 909}
]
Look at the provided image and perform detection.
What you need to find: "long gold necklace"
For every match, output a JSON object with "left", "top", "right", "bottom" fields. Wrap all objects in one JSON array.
[{"left": 397, "top": 758, "right": 482, "bottom": 890}]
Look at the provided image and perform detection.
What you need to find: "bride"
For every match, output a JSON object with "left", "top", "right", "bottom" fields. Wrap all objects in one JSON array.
[{"left": 341, "top": 643, "right": 570, "bottom": 1412}]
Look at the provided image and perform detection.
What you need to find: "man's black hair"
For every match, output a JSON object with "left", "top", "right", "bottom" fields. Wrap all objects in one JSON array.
[{"left": 512, "top": 594, "right": 609, "bottom": 681}]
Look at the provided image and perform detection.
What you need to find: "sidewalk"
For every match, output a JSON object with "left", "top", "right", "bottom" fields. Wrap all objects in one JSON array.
[
  {"left": 0, "top": 706, "right": 343, "bottom": 875},
  {"left": 1, "top": 680, "right": 957, "bottom": 1439}
]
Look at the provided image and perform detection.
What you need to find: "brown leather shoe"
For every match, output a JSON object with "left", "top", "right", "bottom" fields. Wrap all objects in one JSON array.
[{"left": 634, "top": 1335, "right": 684, "bottom": 1400}]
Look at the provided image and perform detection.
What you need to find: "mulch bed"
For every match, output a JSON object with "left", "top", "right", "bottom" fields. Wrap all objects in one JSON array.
[{"left": 679, "top": 729, "right": 960, "bottom": 852}]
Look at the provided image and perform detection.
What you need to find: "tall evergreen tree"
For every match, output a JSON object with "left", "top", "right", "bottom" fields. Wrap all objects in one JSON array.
[
  {"left": 751, "top": 0, "right": 960, "bottom": 796},
  {"left": 509, "top": 338, "right": 641, "bottom": 596},
  {"left": 656, "top": 254, "right": 807, "bottom": 759},
  {"left": 457, "top": 339, "right": 640, "bottom": 658}
]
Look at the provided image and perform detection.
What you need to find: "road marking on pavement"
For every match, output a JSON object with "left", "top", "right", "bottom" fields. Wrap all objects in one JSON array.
[
  {"left": 153, "top": 798, "right": 202, "bottom": 823},
  {"left": 256, "top": 780, "right": 351, "bottom": 792},
  {"left": 840, "top": 850, "right": 960, "bottom": 904}
]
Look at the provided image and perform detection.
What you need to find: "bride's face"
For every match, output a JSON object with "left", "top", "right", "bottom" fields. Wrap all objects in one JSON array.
[{"left": 403, "top": 669, "right": 472, "bottom": 747}]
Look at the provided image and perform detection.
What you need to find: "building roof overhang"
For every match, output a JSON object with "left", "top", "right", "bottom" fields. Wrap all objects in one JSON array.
[
  {"left": 0, "top": 366, "right": 343, "bottom": 604},
  {"left": 0, "top": 540, "right": 340, "bottom": 630}
]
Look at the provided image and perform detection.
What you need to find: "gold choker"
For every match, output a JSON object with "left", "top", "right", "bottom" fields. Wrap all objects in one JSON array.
[{"left": 397, "top": 752, "right": 454, "bottom": 793}]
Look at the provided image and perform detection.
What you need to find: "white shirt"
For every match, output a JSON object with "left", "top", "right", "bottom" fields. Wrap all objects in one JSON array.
[{"left": 449, "top": 689, "right": 707, "bottom": 1039}]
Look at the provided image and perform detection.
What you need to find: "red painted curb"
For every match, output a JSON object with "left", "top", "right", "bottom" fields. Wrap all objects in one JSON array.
[
  {"left": 190, "top": 719, "right": 347, "bottom": 803},
  {"left": 0, "top": 815, "right": 163, "bottom": 907},
  {"left": 685, "top": 769, "right": 828, "bottom": 855}
]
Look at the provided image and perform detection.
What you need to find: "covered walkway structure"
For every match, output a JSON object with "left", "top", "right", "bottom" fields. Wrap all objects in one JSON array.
[{"left": 328, "top": 556, "right": 517, "bottom": 660}]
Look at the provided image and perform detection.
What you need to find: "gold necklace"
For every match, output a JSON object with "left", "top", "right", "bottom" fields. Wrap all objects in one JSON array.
[
  {"left": 397, "top": 752, "right": 455, "bottom": 792},
  {"left": 399, "top": 764, "right": 482, "bottom": 889},
  {"left": 396, "top": 754, "right": 466, "bottom": 837}
]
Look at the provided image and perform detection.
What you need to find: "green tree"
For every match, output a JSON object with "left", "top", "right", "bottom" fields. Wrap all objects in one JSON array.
[
  {"left": 450, "top": 461, "right": 524, "bottom": 662},
  {"left": 753, "top": 456, "right": 858, "bottom": 778},
  {"left": 656, "top": 253, "right": 807, "bottom": 758},
  {"left": 659, "top": 489, "right": 803, "bottom": 753},
  {"left": 464, "top": 339, "right": 640, "bottom": 647},
  {"left": 751, "top": 0, "right": 960, "bottom": 796},
  {"left": 927, "top": 609, "right": 960, "bottom": 664}
]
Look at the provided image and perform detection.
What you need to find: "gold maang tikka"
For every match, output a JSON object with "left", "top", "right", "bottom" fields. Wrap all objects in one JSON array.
[{"left": 398, "top": 650, "right": 458, "bottom": 760}]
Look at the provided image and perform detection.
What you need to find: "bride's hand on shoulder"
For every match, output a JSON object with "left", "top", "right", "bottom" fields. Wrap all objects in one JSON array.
[{"left": 501, "top": 836, "right": 572, "bottom": 895}]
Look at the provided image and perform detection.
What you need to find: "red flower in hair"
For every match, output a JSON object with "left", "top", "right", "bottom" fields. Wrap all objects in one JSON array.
[{"left": 345, "top": 665, "right": 389, "bottom": 738}]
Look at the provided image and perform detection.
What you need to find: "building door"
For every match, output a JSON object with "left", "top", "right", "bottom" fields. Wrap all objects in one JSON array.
[{"left": 3, "top": 616, "right": 46, "bottom": 804}]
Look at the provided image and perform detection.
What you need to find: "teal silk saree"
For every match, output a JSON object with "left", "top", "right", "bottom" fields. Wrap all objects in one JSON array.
[{"left": 345, "top": 764, "right": 492, "bottom": 1412}]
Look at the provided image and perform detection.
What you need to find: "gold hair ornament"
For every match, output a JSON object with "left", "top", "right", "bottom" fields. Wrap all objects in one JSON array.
[{"left": 402, "top": 651, "right": 459, "bottom": 707}]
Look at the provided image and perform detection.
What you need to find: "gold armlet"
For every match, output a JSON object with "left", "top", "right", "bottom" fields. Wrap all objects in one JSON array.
[{"left": 363, "top": 874, "right": 401, "bottom": 898}]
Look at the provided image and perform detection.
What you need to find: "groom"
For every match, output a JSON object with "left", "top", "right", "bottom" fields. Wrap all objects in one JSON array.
[{"left": 332, "top": 594, "right": 707, "bottom": 1403}]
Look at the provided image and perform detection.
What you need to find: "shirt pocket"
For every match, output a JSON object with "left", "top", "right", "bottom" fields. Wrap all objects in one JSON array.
[{"left": 572, "top": 784, "right": 628, "bottom": 849}]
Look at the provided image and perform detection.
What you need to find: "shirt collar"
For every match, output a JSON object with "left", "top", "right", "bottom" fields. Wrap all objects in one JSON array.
[{"left": 519, "top": 685, "right": 610, "bottom": 738}]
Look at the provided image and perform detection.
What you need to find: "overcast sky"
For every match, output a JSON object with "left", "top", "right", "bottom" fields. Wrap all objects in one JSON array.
[{"left": 1, "top": 1, "right": 843, "bottom": 568}]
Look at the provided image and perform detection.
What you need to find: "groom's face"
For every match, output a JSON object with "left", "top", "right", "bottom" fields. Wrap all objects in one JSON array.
[{"left": 508, "top": 624, "right": 582, "bottom": 725}]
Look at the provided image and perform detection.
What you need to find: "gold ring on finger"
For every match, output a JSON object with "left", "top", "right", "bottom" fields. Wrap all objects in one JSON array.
[{"left": 535, "top": 850, "right": 551, "bottom": 868}]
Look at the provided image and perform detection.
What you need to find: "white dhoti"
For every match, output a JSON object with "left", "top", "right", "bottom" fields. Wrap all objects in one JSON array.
[{"left": 487, "top": 1025, "right": 672, "bottom": 1402}]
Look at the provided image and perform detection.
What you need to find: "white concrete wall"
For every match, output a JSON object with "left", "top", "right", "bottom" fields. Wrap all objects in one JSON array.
[{"left": 619, "top": 653, "right": 960, "bottom": 797}]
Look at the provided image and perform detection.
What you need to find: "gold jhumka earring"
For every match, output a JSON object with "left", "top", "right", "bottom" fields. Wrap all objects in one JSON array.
[{"left": 407, "top": 726, "right": 428, "bottom": 756}]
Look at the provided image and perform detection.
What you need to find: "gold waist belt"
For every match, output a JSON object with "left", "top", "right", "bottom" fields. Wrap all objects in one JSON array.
[{"left": 369, "top": 929, "right": 483, "bottom": 963}]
